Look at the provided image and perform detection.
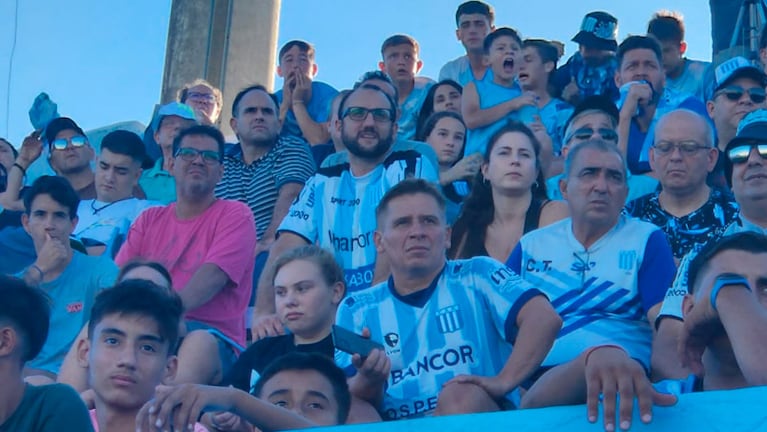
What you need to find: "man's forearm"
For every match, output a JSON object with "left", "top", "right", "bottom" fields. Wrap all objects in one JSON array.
[
  {"left": 498, "top": 296, "right": 561, "bottom": 392},
  {"left": 179, "top": 263, "right": 230, "bottom": 312},
  {"left": 261, "top": 183, "right": 304, "bottom": 244},
  {"left": 348, "top": 375, "right": 385, "bottom": 408},
  {"left": 292, "top": 102, "right": 330, "bottom": 145}
]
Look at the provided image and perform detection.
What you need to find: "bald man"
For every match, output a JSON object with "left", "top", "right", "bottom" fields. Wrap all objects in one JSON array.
[{"left": 626, "top": 109, "right": 738, "bottom": 261}]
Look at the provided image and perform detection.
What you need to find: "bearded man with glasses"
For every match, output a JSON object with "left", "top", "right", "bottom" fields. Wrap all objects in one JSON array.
[
  {"left": 626, "top": 109, "right": 738, "bottom": 262},
  {"left": 250, "top": 84, "right": 439, "bottom": 341},
  {"left": 705, "top": 56, "right": 767, "bottom": 188},
  {"left": 117, "top": 124, "right": 256, "bottom": 387}
]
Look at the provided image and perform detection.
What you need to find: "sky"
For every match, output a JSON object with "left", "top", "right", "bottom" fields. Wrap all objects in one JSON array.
[{"left": 0, "top": 0, "right": 712, "bottom": 147}]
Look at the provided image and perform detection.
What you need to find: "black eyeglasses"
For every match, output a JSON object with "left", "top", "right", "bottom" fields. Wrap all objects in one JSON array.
[
  {"left": 565, "top": 127, "right": 618, "bottom": 144},
  {"left": 342, "top": 107, "right": 394, "bottom": 123},
  {"left": 714, "top": 86, "right": 767, "bottom": 104},
  {"left": 727, "top": 143, "right": 767, "bottom": 164},
  {"left": 174, "top": 147, "right": 221, "bottom": 164},
  {"left": 653, "top": 140, "right": 711, "bottom": 156}
]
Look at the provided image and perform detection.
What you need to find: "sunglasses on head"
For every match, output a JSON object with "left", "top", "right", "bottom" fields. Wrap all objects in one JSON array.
[
  {"left": 51, "top": 135, "right": 87, "bottom": 150},
  {"left": 565, "top": 127, "right": 618, "bottom": 144},
  {"left": 715, "top": 86, "right": 767, "bottom": 104},
  {"left": 727, "top": 143, "right": 767, "bottom": 164}
]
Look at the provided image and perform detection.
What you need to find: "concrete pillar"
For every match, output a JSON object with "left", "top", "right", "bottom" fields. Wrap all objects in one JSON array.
[{"left": 160, "top": 0, "right": 281, "bottom": 128}]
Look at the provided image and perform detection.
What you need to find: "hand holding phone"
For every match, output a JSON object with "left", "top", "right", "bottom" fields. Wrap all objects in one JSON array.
[{"left": 332, "top": 325, "right": 384, "bottom": 358}]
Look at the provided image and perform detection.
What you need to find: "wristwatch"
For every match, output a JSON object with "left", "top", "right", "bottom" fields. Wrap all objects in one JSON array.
[{"left": 710, "top": 273, "right": 751, "bottom": 312}]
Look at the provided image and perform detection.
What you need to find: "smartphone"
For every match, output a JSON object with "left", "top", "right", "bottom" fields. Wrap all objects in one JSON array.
[{"left": 332, "top": 325, "right": 384, "bottom": 357}]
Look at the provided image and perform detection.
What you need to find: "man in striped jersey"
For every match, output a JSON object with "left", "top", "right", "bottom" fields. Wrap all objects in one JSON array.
[
  {"left": 215, "top": 84, "right": 316, "bottom": 257},
  {"left": 512, "top": 140, "right": 677, "bottom": 430},
  {"left": 336, "top": 179, "right": 561, "bottom": 420},
  {"left": 251, "top": 84, "right": 439, "bottom": 340}
]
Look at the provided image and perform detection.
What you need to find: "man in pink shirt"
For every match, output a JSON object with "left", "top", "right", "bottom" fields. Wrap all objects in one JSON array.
[{"left": 116, "top": 125, "right": 256, "bottom": 385}]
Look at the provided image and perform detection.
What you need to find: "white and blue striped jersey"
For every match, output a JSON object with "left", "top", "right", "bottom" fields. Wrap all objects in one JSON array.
[
  {"left": 278, "top": 149, "right": 438, "bottom": 292},
  {"left": 335, "top": 257, "right": 542, "bottom": 420},
  {"left": 657, "top": 215, "right": 767, "bottom": 323},
  {"left": 507, "top": 215, "right": 675, "bottom": 368}
]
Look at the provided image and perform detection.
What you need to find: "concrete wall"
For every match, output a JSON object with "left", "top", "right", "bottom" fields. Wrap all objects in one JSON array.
[{"left": 160, "top": 0, "right": 281, "bottom": 129}]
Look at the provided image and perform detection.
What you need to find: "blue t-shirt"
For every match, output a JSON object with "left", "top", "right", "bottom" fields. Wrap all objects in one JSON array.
[
  {"left": 335, "top": 257, "right": 542, "bottom": 420},
  {"left": 26, "top": 252, "right": 118, "bottom": 374},
  {"left": 666, "top": 59, "right": 710, "bottom": 102},
  {"left": 465, "top": 80, "right": 522, "bottom": 156},
  {"left": 506, "top": 215, "right": 675, "bottom": 368},
  {"left": 275, "top": 81, "right": 338, "bottom": 144},
  {"left": 278, "top": 149, "right": 439, "bottom": 292},
  {"left": 618, "top": 87, "right": 710, "bottom": 174}
]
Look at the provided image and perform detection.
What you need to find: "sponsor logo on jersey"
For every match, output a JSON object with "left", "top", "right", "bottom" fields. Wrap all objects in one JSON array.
[
  {"left": 344, "top": 265, "right": 376, "bottom": 291},
  {"left": 330, "top": 197, "right": 361, "bottom": 206},
  {"left": 385, "top": 332, "right": 400, "bottom": 348},
  {"left": 328, "top": 230, "right": 373, "bottom": 253},
  {"left": 389, "top": 344, "right": 475, "bottom": 386},
  {"left": 383, "top": 396, "right": 439, "bottom": 420},
  {"left": 436, "top": 305, "right": 463, "bottom": 334}
]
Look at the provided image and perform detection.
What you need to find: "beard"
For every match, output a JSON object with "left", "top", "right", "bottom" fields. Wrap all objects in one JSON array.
[{"left": 342, "top": 125, "right": 394, "bottom": 160}]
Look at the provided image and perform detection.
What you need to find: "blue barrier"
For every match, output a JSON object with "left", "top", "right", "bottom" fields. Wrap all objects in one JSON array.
[{"left": 317, "top": 386, "right": 767, "bottom": 431}]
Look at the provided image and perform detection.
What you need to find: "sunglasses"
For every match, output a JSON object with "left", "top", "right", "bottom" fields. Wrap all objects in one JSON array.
[
  {"left": 342, "top": 107, "right": 394, "bottom": 123},
  {"left": 174, "top": 147, "right": 221, "bottom": 164},
  {"left": 727, "top": 143, "right": 767, "bottom": 164},
  {"left": 714, "top": 86, "right": 767, "bottom": 104},
  {"left": 653, "top": 140, "right": 711, "bottom": 156},
  {"left": 565, "top": 127, "right": 618, "bottom": 144},
  {"left": 51, "top": 135, "right": 87, "bottom": 150}
]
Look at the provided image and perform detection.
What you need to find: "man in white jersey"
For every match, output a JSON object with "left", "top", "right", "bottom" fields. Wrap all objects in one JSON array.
[
  {"left": 251, "top": 85, "right": 439, "bottom": 340},
  {"left": 511, "top": 140, "right": 677, "bottom": 431},
  {"left": 654, "top": 109, "right": 767, "bottom": 380},
  {"left": 336, "top": 178, "right": 561, "bottom": 420},
  {"left": 75, "top": 130, "right": 159, "bottom": 256}
]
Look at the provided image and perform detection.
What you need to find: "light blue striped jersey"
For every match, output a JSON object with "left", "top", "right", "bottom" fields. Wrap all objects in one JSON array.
[
  {"left": 507, "top": 215, "right": 675, "bottom": 368},
  {"left": 335, "top": 257, "right": 542, "bottom": 420},
  {"left": 657, "top": 215, "right": 767, "bottom": 323},
  {"left": 465, "top": 80, "right": 521, "bottom": 157},
  {"left": 278, "top": 149, "right": 438, "bottom": 292}
]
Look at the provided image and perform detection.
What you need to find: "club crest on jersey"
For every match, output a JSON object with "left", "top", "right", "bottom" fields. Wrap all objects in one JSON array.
[
  {"left": 618, "top": 250, "right": 636, "bottom": 271},
  {"left": 436, "top": 305, "right": 463, "bottom": 334},
  {"left": 384, "top": 332, "right": 400, "bottom": 348}
]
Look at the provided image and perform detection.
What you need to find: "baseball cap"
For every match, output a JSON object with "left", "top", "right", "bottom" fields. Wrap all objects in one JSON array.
[
  {"left": 151, "top": 102, "right": 197, "bottom": 132},
  {"left": 572, "top": 11, "right": 618, "bottom": 52},
  {"left": 712, "top": 56, "right": 767, "bottom": 95},
  {"left": 724, "top": 109, "right": 767, "bottom": 185},
  {"left": 44, "top": 117, "right": 86, "bottom": 147}
]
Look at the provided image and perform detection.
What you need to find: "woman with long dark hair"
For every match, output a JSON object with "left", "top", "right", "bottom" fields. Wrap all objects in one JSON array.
[{"left": 449, "top": 122, "right": 568, "bottom": 261}]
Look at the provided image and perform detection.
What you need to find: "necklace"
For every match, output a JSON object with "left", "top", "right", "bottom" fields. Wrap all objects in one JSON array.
[{"left": 90, "top": 197, "right": 133, "bottom": 215}]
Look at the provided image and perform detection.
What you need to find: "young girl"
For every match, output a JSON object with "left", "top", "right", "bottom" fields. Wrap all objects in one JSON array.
[
  {"left": 418, "top": 111, "right": 479, "bottom": 224},
  {"left": 415, "top": 80, "right": 463, "bottom": 140}
]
